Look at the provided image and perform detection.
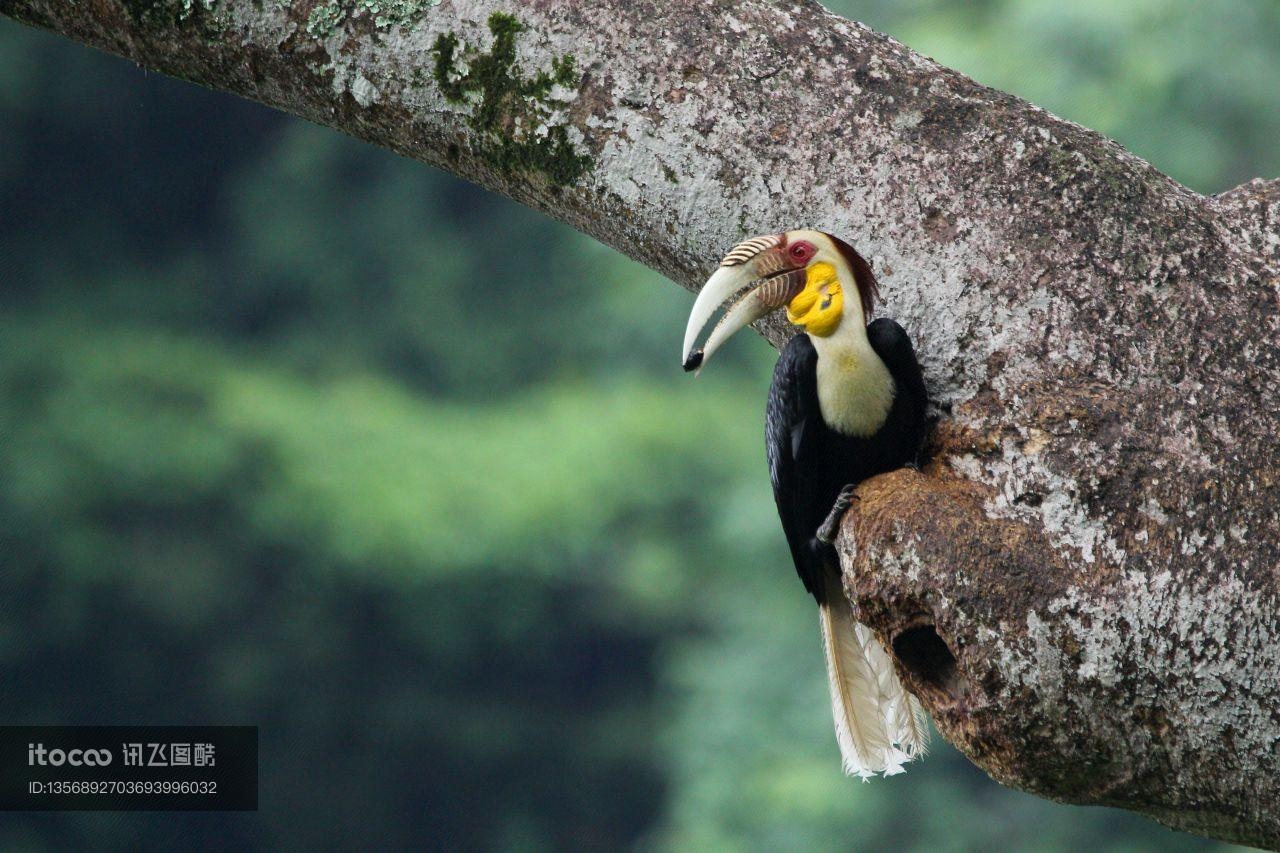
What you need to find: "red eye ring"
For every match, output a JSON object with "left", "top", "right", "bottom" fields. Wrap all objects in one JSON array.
[{"left": 788, "top": 241, "right": 814, "bottom": 261}]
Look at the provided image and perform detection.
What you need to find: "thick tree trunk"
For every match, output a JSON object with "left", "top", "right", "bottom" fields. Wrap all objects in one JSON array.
[{"left": 3, "top": 0, "right": 1278, "bottom": 845}]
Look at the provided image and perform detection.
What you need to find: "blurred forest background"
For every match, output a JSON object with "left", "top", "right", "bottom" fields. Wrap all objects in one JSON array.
[{"left": 1, "top": 0, "right": 1276, "bottom": 849}]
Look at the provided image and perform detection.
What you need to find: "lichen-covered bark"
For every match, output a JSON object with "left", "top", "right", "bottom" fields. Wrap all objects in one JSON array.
[{"left": 3, "top": 0, "right": 1278, "bottom": 845}]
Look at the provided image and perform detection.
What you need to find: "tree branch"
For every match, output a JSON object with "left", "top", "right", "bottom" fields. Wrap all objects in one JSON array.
[{"left": 3, "top": 0, "right": 1278, "bottom": 845}]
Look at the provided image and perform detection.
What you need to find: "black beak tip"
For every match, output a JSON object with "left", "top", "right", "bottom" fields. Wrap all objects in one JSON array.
[{"left": 682, "top": 350, "right": 704, "bottom": 373}]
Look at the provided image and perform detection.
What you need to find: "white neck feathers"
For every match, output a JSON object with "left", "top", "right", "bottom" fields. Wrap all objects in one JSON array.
[{"left": 809, "top": 283, "right": 895, "bottom": 438}]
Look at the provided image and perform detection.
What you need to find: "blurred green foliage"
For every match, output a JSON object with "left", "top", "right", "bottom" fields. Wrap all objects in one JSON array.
[{"left": 0, "top": 0, "right": 1274, "bottom": 849}]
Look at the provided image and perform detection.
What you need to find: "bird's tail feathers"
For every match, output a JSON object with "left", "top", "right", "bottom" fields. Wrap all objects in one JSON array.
[
  {"left": 818, "top": 573, "right": 928, "bottom": 778},
  {"left": 866, "top": 623, "right": 930, "bottom": 760}
]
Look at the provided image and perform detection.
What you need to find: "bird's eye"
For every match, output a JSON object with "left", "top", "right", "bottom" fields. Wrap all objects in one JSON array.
[{"left": 789, "top": 241, "right": 813, "bottom": 261}]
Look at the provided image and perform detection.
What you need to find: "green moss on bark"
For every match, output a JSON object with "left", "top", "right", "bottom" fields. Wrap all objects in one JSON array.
[{"left": 431, "top": 13, "right": 591, "bottom": 187}]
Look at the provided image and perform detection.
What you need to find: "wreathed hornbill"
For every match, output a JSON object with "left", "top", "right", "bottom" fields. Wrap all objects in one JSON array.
[{"left": 682, "top": 230, "right": 929, "bottom": 778}]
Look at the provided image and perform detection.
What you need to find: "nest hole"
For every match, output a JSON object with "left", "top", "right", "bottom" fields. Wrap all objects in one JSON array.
[{"left": 893, "top": 624, "right": 963, "bottom": 701}]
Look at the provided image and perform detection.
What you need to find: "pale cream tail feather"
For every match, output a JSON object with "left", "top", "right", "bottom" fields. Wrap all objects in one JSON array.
[
  {"left": 865, "top": 628, "right": 930, "bottom": 760},
  {"left": 819, "top": 573, "right": 928, "bottom": 777}
]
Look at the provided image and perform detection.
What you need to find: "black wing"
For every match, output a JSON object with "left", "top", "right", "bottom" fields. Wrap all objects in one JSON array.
[
  {"left": 867, "top": 317, "right": 928, "bottom": 463},
  {"left": 765, "top": 334, "right": 827, "bottom": 600}
]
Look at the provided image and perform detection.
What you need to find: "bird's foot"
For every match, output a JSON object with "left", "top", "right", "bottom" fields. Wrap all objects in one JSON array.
[{"left": 816, "top": 484, "right": 859, "bottom": 545}]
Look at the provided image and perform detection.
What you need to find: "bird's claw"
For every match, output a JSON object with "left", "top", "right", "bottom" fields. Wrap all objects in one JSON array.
[{"left": 816, "top": 484, "right": 860, "bottom": 544}]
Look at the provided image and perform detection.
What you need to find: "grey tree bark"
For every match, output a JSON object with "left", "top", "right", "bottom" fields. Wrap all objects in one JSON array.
[{"left": 3, "top": 0, "right": 1278, "bottom": 845}]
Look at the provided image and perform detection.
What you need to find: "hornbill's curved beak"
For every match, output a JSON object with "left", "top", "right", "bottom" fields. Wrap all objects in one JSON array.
[{"left": 682, "top": 234, "right": 808, "bottom": 373}]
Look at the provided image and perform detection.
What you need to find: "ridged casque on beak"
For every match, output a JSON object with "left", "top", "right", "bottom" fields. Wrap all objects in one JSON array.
[{"left": 682, "top": 234, "right": 808, "bottom": 372}]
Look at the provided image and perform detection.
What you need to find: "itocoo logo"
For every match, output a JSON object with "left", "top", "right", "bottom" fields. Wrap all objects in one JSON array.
[{"left": 28, "top": 743, "right": 112, "bottom": 766}]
